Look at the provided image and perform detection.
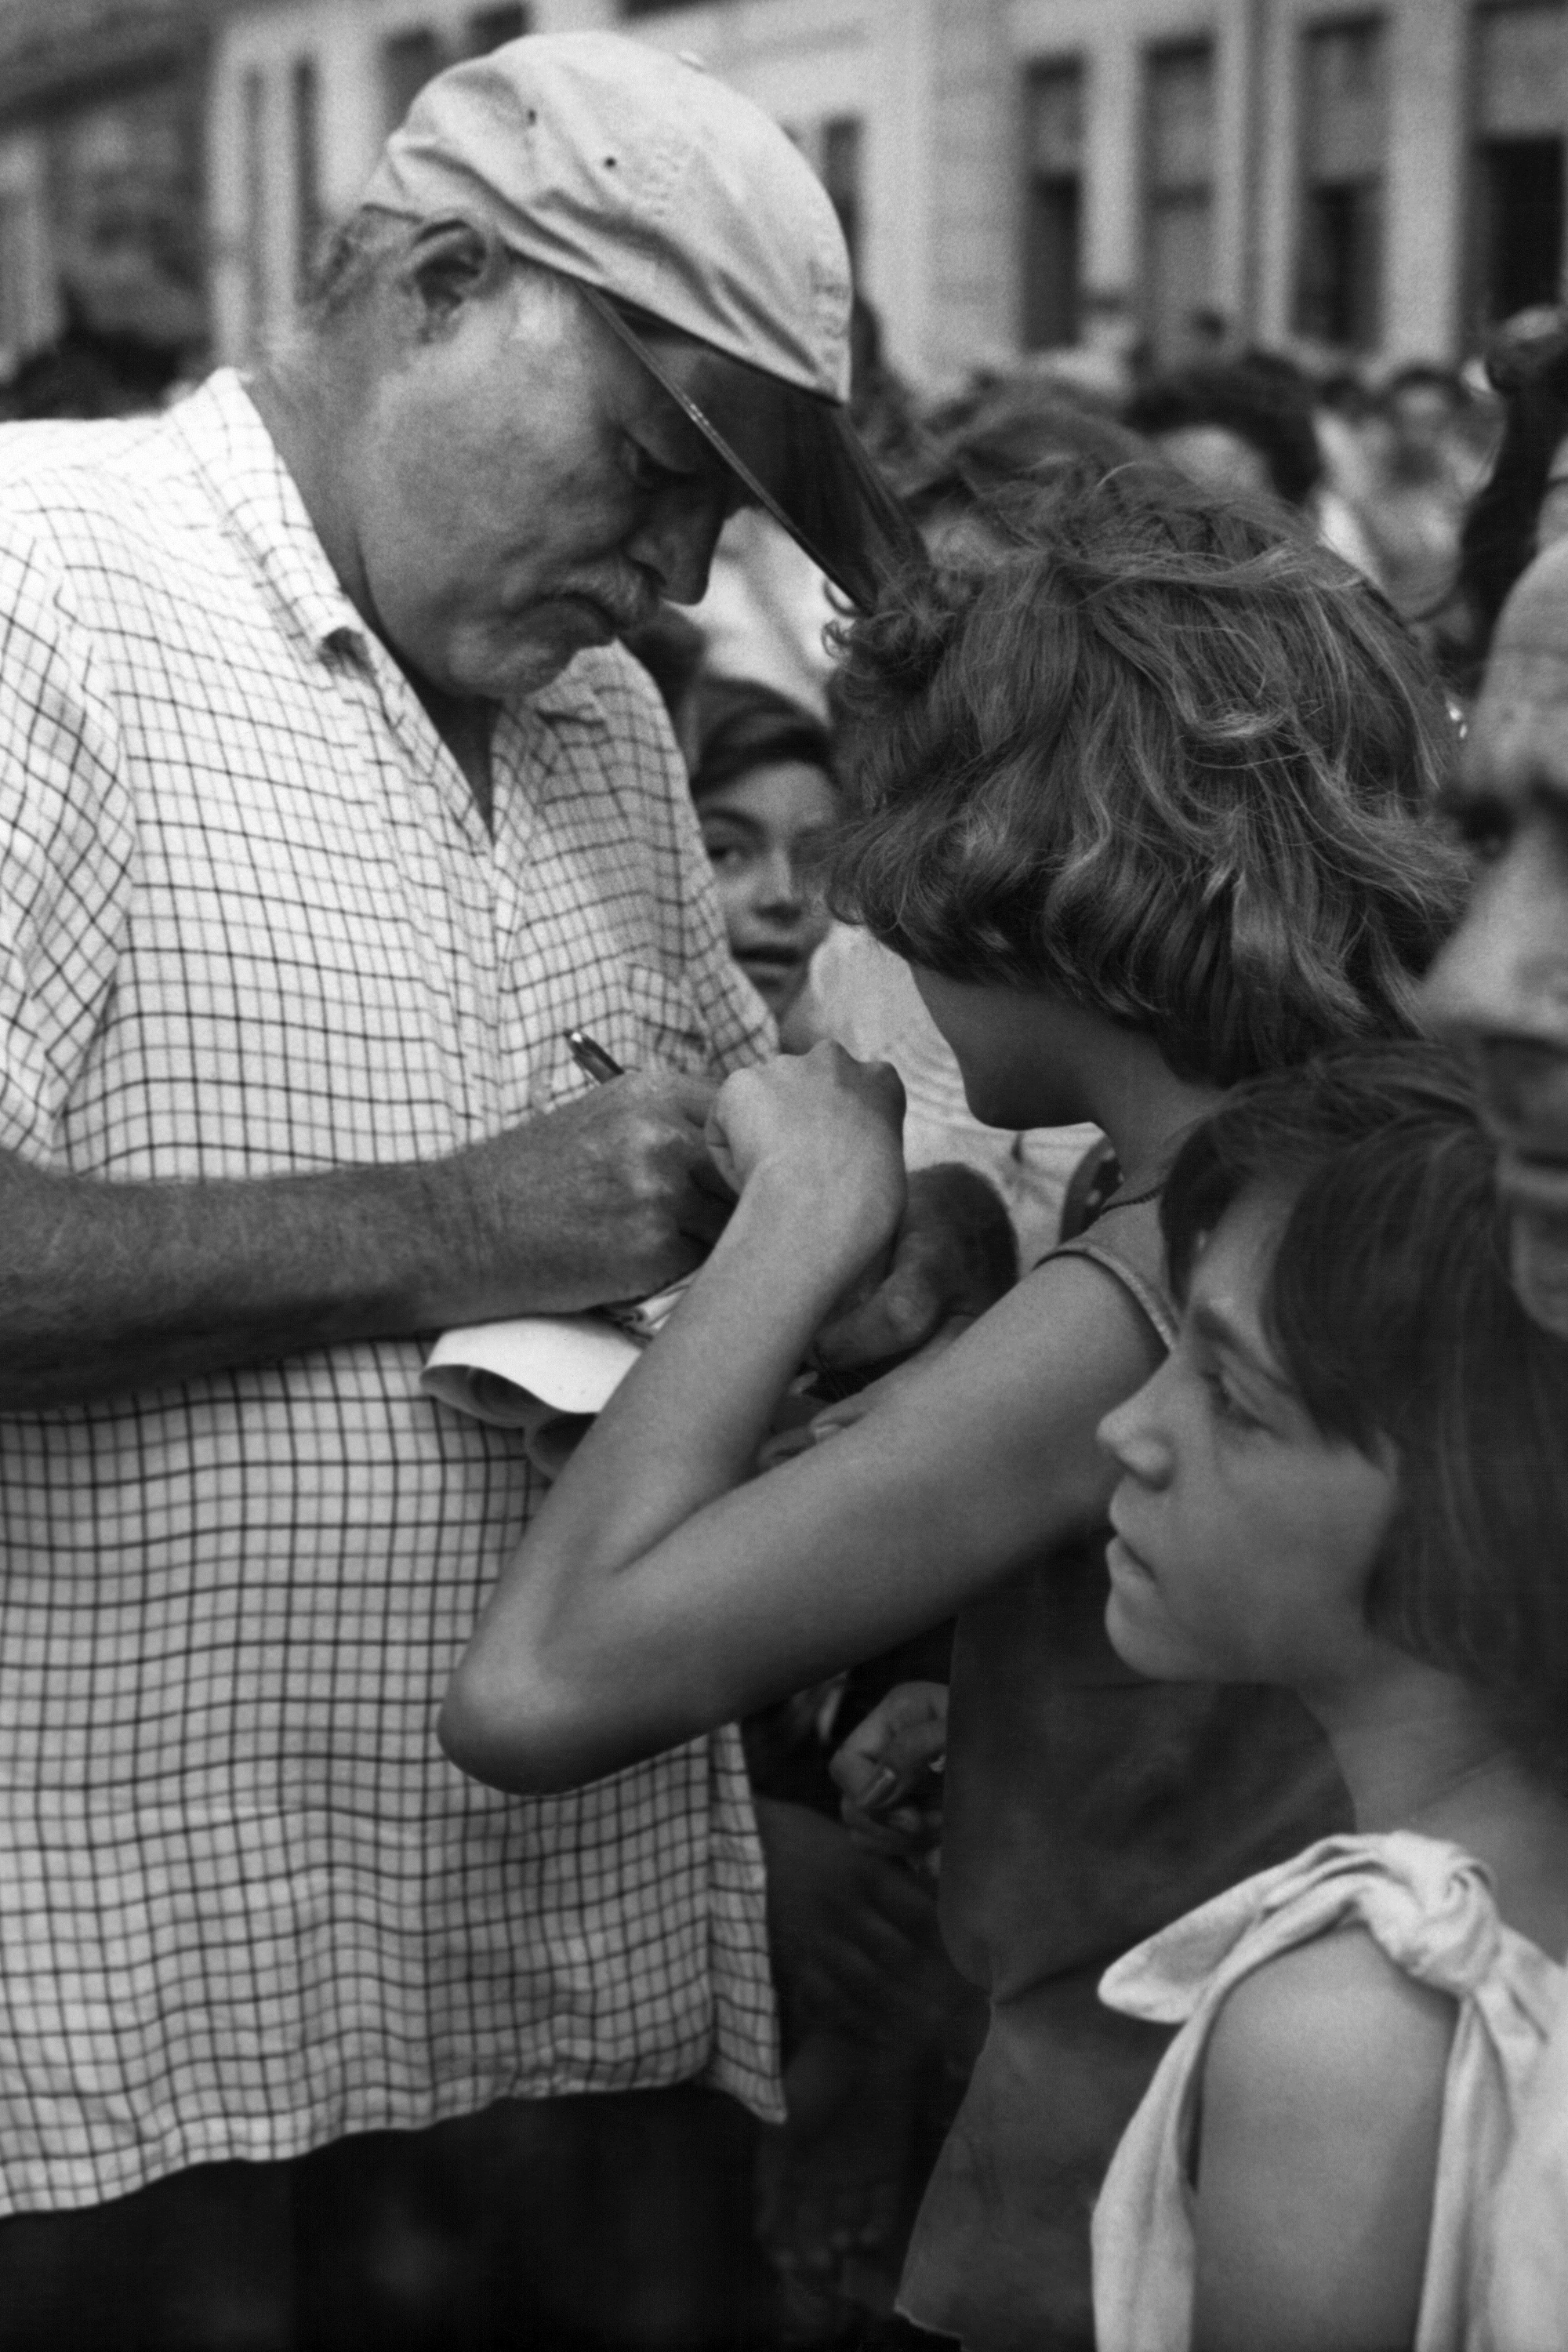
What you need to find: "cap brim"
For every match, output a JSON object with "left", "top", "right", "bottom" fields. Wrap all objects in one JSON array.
[{"left": 582, "top": 286, "right": 922, "bottom": 612}]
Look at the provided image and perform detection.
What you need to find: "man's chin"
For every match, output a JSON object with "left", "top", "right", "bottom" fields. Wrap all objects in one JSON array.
[{"left": 1507, "top": 1203, "right": 1568, "bottom": 1337}]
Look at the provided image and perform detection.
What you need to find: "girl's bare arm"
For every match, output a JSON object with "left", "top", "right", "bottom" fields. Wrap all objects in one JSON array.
[
  {"left": 1190, "top": 1928, "right": 1454, "bottom": 2352},
  {"left": 441, "top": 1048, "right": 1163, "bottom": 1792}
]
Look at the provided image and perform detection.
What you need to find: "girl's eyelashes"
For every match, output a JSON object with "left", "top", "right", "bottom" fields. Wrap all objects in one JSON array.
[
  {"left": 1195, "top": 1356, "right": 1267, "bottom": 1435},
  {"left": 1207, "top": 1371, "right": 1254, "bottom": 1428}
]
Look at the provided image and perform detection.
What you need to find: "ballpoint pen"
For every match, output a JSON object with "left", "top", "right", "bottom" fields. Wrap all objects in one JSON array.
[{"left": 564, "top": 1028, "right": 626, "bottom": 1084}]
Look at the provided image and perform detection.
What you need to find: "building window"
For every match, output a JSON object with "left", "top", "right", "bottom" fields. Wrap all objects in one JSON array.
[
  {"left": 821, "top": 115, "right": 862, "bottom": 279},
  {"left": 1144, "top": 42, "right": 1215, "bottom": 364},
  {"left": 1022, "top": 60, "right": 1084, "bottom": 350},
  {"left": 1295, "top": 17, "right": 1387, "bottom": 349},
  {"left": 292, "top": 58, "right": 321, "bottom": 297},
  {"left": 0, "top": 194, "right": 22, "bottom": 358},
  {"left": 467, "top": 5, "right": 527, "bottom": 55},
  {"left": 243, "top": 66, "right": 267, "bottom": 358},
  {"left": 1471, "top": 2, "right": 1566, "bottom": 326},
  {"left": 382, "top": 30, "right": 446, "bottom": 136}
]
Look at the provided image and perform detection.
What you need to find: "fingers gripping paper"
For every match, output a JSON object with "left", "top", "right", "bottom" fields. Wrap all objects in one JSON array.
[{"left": 419, "top": 1283, "right": 691, "bottom": 1472}]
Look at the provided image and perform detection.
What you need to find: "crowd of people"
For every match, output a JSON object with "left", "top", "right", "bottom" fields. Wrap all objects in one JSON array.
[{"left": 2, "top": 25, "right": 1568, "bottom": 2352}]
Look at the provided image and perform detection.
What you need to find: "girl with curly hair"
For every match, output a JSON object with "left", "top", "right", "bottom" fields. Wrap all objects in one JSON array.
[{"left": 444, "top": 468, "right": 1471, "bottom": 2348}]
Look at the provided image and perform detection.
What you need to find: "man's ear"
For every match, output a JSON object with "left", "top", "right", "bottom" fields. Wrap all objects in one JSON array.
[{"left": 395, "top": 215, "right": 509, "bottom": 339}]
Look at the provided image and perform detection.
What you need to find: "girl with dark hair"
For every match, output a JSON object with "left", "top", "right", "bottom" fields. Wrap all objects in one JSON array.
[
  {"left": 443, "top": 468, "right": 1471, "bottom": 2347},
  {"left": 1093, "top": 1040, "right": 1568, "bottom": 2351},
  {"left": 685, "top": 679, "right": 839, "bottom": 1044}
]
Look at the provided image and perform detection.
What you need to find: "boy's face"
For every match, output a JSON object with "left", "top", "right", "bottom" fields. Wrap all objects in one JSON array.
[
  {"left": 1098, "top": 1187, "right": 1397, "bottom": 1690},
  {"left": 696, "top": 761, "right": 837, "bottom": 1021}
]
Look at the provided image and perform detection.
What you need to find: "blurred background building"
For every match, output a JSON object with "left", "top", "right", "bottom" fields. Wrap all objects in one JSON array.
[{"left": 0, "top": 0, "right": 1564, "bottom": 396}]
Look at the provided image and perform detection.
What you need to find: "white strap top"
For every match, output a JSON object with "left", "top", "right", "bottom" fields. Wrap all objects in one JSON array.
[{"left": 1091, "top": 1832, "right": 1563, "bottom": 2352}]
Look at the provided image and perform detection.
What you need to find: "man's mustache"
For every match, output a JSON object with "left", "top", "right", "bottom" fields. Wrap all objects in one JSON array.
[{"left": 564, "top": 574, "right": 659, "bottom": 636}]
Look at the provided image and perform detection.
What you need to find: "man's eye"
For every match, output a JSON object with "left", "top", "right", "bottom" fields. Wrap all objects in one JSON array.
[{"left": 624, "top": 439, "right": 691, "bottom": 494}]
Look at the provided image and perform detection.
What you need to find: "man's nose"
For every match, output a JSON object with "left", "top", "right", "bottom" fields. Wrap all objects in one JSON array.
[
  {"left": 626, "top": 481, "right": 729, "bottom": 605},
  {"left": 1422, "top": 837, "right": 1568, "bottom": 1048}
]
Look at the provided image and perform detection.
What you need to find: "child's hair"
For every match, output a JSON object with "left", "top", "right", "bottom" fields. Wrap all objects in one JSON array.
[
  {"left": 1162, "top": 1040, "right": 1568, "bottom": 1786},
  {"left": 688, "top": 679, "right": 834, "bottom": 804},
  {"left": 828, "top": 466, "right": 1469, "bottom": 1087}
]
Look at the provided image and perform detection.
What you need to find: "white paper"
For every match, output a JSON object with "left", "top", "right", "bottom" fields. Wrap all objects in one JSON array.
[{"left": 421, "top": 1314, "right": 644, "bottom": 1429}]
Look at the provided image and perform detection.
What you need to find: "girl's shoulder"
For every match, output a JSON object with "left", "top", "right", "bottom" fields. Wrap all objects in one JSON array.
[
  {"left": 1181, "top": 1913, "right": 1460, "bottom": 2352},
  {"left": 1203, "top": 1910, "right": 1458, "bottom": 2139},
  {"left": 1042, "top": 1185, "right": 1177, "bottom": 1352},
  {"left": 1102, "top": 1829, "right": 1563, "bottom": 2040},
  {"left": 1094, "top": 1835, "right": 1563, "bottom": 2352}
]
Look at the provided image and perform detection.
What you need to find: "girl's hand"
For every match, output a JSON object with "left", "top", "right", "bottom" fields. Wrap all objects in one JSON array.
[{"left": 706, "top": 1044, "right": 907, "bottom": 1229}]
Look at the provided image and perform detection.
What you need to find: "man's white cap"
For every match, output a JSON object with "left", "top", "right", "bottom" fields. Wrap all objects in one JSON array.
[{"left": 361, "top": 31, "right": 919, "bottom": 606}]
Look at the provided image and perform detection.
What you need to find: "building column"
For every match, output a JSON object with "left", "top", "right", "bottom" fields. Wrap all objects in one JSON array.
[
  {"left": 918, "top": 0, "right": 1015, "bottom": 382},
  {"left": 1384, "top": 0, "right": 1467, "bottom": 361}
]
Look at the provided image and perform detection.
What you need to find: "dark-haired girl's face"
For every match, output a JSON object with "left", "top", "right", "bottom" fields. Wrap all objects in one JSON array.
[
  {"left": 697, "top": 761, "right": 837, "bottom": 1022},
  {"left": 1098, "top": 1187, "right": 1397, "bottom": 1691}
]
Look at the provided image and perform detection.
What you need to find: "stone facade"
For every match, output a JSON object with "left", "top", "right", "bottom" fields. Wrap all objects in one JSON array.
[{"left": 2, "top": 0, "right": 1565, "bottom": 387}]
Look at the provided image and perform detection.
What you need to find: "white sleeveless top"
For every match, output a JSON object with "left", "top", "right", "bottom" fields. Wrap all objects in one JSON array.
[
  {"left": 1486, "top": 1969, "right": 1568, "bottom": 2350},
  {"left": 1091, "top": 1833, "right": 1563, "bottom": 2352}
]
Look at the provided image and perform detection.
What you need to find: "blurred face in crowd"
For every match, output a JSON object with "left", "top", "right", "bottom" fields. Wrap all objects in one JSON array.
[
  {"left": 695, "top": 760, "right": 838, "bottom": 1020},
  {"left": 1149, "top": 424, "right": 1273, "bottom": 503},
  {"left": 1424, "top": 537, "right": 1568, "bottom": 1334},
  {"left": 336, "top": 227, "right": 735, "bottom": 701},
  {"left": 1388, "top": 383, "right": 1457, "bottom": 466},
  {"left": 1098, "top": 1186, "right": 1397, "bottom": 1689},
  {"left": 1534, "top": 431, "right": 1568, "bottom": 554}
]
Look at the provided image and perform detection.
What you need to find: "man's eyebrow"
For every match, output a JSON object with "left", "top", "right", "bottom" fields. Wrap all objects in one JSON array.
[{"left": 1189, "top": 1300, "right": 1294, "bottom": 1392}]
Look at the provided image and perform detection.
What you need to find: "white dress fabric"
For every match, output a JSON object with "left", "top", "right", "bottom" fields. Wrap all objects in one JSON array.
[
  {"left": 1483, "top": 1972, "right": 1568, "bottom": 2350},
  {"left": 1091, "top": 1832, "right": 1563, "bottom": 2352}
]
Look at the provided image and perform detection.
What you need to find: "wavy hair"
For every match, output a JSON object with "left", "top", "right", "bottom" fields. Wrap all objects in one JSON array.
[
  {"left": 828, "top": 466, "right": 1468, "bottom": 1085},
  {"left": 1162, "top": 1041, "right": 1568, "bottom": 1788}
]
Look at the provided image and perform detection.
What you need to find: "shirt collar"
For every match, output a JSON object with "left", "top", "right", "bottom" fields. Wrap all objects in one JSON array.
[
  {"left": 169, "top": 368, "right": 365, "bottom": 656},
  {"left": 169, "top": 367, "right": 610, "bottom": 728}
]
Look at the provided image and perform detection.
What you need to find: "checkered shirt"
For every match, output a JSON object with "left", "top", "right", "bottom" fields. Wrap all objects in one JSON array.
[{"left": 0, "top": 368, "right": 782, "bottom": 2216}]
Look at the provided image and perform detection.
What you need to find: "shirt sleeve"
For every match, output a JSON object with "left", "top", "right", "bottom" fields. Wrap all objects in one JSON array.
[{"left": 0, "top": 527, "right": 136, "bottom": 1165}]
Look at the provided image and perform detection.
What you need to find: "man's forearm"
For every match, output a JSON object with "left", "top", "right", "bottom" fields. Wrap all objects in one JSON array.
[
  {"left": 0, "top": 1067, "right": 727, "bottom": 1409},
  {"left": 0, "top": 1150, "right": 480, "bottom": 1408}
]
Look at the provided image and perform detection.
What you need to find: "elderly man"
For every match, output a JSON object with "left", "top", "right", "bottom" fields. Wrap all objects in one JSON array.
[
  {"left": 1421, "top": 539, "right": 1568, "bottom": 2346},
  {"left": 0, "top": 31, "right": 1000, "bottom": 2346}
]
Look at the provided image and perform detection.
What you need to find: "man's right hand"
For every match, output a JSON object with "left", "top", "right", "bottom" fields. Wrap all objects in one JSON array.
[
  {"left": 450, "top": 1069, "right": 731, "bottom": 1319},
  {"left": 0, "top": 1066, "right": 733, "bottom": 1409}
]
